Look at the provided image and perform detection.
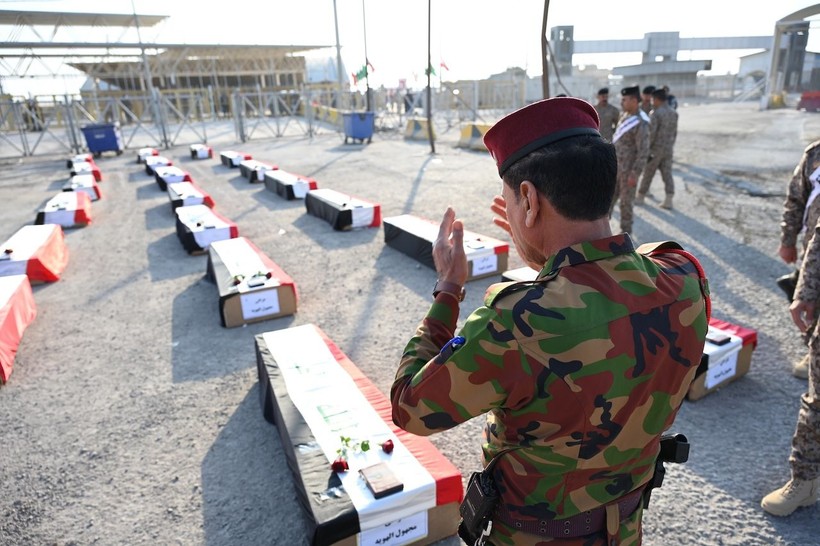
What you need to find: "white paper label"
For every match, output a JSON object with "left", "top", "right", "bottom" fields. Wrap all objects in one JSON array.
[
  {"left": 240, "top": 288, "right": 280, "bottom": 320},
  {"left": 359, "top": 511, "right": 428, "bottom": 546},
  {"left": 293, "top": 180, "right": 309, "bottom": 198},
  {"left": 471, "top": 254, "right": 498, "bottom": 277},
  {"left": 351, "top": 206, "right": 375, "bottom": 228},
  {"left": 704, "top": 346, "right": 740, "bottom": 389}
]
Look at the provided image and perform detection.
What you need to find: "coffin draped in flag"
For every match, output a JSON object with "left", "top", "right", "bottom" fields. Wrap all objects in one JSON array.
[
  {"left": 255, "top": 323, "right": 462, "bottom": 546},
  {"left": 264, "top": 169, "right": 318, "bottom": 200},
  {"left": 305, "top": 188, "right": 381, "bottom": 231},
  {"left": 36, "top": 192, "right": 92, "bottom": 228},
  {"left": 0, "top": 275, "right": 36, "bottom": 384},
  {"left": 166, "top": 181, "right": 216, "bottom": 210},
  {"left": 0, "top": 224, "right": 69, "bottom": 283},
  {"left": 383, "top": 214, "right": 509, "bottom": 280},
  {"left": 207, "top": 237, "right": 297, "bottom": 327},
  {"left": 174, "top": 205, "right": 238, "bottom": 254},
  {"left": 190, "top": 144, "right": 213, "bottom": 160}
]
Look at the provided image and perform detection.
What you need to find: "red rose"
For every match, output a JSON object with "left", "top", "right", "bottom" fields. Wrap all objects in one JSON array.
[
  {"left": 3, "top": 248, "right": 12, "bottom": 254},
  {"left": 331, "top": 457, "right": 349, "bottom": 472},
  {"left": 381, "top": 440, "right": 394, "bottom": 454}
]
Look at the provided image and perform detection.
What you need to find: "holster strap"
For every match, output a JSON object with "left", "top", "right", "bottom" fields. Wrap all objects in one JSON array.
[{"left": 493, "top": 485, "right": 645, "bottom": 539}]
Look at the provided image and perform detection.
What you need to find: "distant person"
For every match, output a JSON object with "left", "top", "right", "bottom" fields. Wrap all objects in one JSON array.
[
  {"left": 663, "top": 85, "right": 678, "bottom": 110},
  {"left": 777, "top": 140, "right": 820, "bottom": 379},
  {"left": 593, "top": 87, "right": 620, "bottom": 143},
  {"left": 640, "top": 86, "right": 655, "bottom": 115},
  {"left": 636, "top": 88, "right": 679, "bottom": 210},
  {"left": 610, "top": 85, "right": 650, "bottom": 234},
  {"left": 762, "top": 210, "right": 820, "bottom": 516}
]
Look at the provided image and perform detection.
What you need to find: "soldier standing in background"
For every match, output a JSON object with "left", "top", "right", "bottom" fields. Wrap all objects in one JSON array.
[
  {"left": 611, "top": 85, "right": 650, "bottom": 235},
  {"left": 636, "top": 88, "right": 679, "bottom": 210},
  {"left": 640, "top": 86, "right": 655, "bottom": 115},
  {"left": 391, "top": 97, "right": 709, "bottom": 546},
  {"left": 762, "top": 213, "right": 820, "bottom": 516},
  {"left": 777, "top": 140, "right": 820, "bottom": 379},
  {"left": 593, "top": 87, "right": 620, "bottom": 143}
]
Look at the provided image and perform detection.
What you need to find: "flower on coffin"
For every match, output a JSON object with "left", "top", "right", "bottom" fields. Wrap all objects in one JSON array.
[
  {"left": 3, "top": 248, "right": 12, "bottom": 254},
  {"left": 232, "top": 274, "right": 244, "bottom": 286},
  {"left": 331, "top": 457, "right": 349, "bottom": 472},
  {"left": 381, "top": 440, "right": 394, "bottom": 454},
  {"left": 332, "top": 435, "right": 373, "bottom": 472}
]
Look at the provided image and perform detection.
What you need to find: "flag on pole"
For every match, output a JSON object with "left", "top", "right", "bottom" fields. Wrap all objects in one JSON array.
[
  {"left": 425, "top": 63, "right": 436, "bottom": 77},
  {"left": 440, "top": 60, "right": 449, "bottom": 71}
]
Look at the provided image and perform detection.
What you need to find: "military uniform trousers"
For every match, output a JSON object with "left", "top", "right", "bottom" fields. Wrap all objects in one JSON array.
[
  {"left": 639, "top": 150, "right": 675, "bottom": 196},
  {"left": 791, "top": 329, "right": 820, "bottom": 480},
  {"left": 610, "top": 172, "right": 638, "bottom": 233}
]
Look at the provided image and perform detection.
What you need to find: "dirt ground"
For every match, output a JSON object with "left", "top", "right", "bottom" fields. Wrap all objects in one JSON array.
[{"left": 1, "top": 101, "right": 819, "bottom": 546}]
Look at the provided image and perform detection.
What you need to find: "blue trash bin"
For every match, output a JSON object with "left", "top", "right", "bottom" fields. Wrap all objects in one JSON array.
[
  {"left": 81, "top": 123, "right": 124, "bottom": 157},
  {"left": 342, "top": 112, "right": 374, "bottom": 144}
]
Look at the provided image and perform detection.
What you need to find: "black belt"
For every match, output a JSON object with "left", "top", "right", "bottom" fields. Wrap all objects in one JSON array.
[{"left": 494, "top": 485, "right": 645, "bottom": 539}]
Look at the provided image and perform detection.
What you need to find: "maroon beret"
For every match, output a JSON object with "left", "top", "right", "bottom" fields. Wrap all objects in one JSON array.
[{"left": 483, "top": 97, "right": 601, "bottom": 178}]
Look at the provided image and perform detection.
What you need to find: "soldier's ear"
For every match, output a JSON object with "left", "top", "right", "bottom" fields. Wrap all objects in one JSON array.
[{"left": 520, "top": 181, "right": 540, "bottom": 228}]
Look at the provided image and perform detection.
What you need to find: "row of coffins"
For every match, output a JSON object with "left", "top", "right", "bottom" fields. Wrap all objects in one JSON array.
[
  {"left": 207, "top": 147, "right": 473, "bottom": 544},
  {"left": 0, "top": 153, "right": 107, "bottom": 383},
  {"left": 137, "top": 149, "right": 298, "bottom": 329}
]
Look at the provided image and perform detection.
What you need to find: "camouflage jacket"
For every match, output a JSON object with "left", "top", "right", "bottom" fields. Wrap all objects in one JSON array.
[
  {"left": 594, "top": 102, "right": 620, "bottom": 143},
  {"left": 796, "top": 216, "right": 820, "bottom": 303},
  {"left": 648, "top": 104, "right": 678, "bottom": 156},
  {"left": 392, "top": 234, "right": 709, "bottom": 544},
  {"left": 613, "top": 112, "right": 650, "bottom": 180},
  {"left": 781, "top": 140, "right": 820, "bottom": 250}
]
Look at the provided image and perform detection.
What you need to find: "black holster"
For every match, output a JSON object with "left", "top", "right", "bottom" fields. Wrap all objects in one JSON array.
[{"left": 643, "top": 433, "right": 690, "bottom": 509}]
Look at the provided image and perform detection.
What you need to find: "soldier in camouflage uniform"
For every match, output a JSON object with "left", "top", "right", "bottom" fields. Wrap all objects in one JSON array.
[
  {"left": 391, "top": 97, "right": 710, "bottom": 545},
  {"left": 610, "top": 86, "right": 650, "bottom": 235},
  {"left": 636, "top": 88, "right": 679, "bottom": 210},
  {"left": 761, "top": 214, "right": 820, "bottom": 516},
  {"left": 640, "top": 86, "right": 655, "bottom": 115},
  {"left": 593, "top": 87, "right": 620, "bottom": 143},
  {"left": 778, "top": 140, "right": 820, "bottom": 379}
]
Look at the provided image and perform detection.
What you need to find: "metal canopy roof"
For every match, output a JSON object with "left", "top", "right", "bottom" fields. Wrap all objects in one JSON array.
[{"left": 0, "top": 9, "right": 168, "bottom": 27}]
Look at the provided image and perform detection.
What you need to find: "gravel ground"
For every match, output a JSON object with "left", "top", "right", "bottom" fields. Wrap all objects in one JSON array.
[{"left": 0, "top": 101, "right": 818, "bottom": 546}]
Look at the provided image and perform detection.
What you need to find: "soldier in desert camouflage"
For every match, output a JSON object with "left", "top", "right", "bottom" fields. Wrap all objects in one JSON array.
[
  {"left": 778, "top": 139, "right": 820, "bottom": 379},
  {"left": 762, "top": 213, "right": 820, "bottom": 516},
  {"left": 636, "top": 88, "right": 679, "bottom": 210},
  {"left": 391, "top": 97, "right": 710, "bottom": 545},
  {"left": 611, "top": 85, "right": 650, "bottom": 235}
]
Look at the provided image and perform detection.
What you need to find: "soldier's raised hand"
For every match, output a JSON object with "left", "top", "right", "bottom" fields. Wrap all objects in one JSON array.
[
  {"left": 491, "top": 195, "right": 512, "bottom": 237},
  {"left": 432, "top": 207, "right": 468, "bottom": 287}
]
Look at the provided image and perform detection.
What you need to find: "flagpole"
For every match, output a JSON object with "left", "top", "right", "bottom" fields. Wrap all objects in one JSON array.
[
  {"left": 426, "top": 0, "right": 435, "bottom": 154},
  {"left": 362, "top": 0, "right": 371, "bottom": 112}
]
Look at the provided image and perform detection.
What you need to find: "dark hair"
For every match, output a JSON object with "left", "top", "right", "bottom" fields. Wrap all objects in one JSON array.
[
  {"left": 598, "top": 87, "right": 609, "bottom": 95},
  {"left": 651, "top": 88, "right": 667, "bottom": 101},
  {"left": 642, "top": 85, "right": 656, "bottom": 95},
  {"left": 502, "top": 135, "right": 617, "bottom": 220}
]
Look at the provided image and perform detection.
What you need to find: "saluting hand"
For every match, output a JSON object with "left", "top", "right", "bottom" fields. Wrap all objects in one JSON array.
[
  {"left": 491, "top": 195, "right": 512, "bottom": 237},
  {"left": 790, "top": 298, "right": 816, "bottom": 333},
  {"left": 432, "top": 207, "right": 468, "bottom": 286}
]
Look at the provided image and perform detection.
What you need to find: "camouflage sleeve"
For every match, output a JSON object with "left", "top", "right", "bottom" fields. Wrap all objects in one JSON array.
[
  {"left": 781, "top": 153, "right": 810, "bottom": 247},
  {"left": 648, "top": 112, "right": 661, "bottom": 153},
  {"left": 391, "top": 298, "right": 520, "bottom": 436},
  {"left": 631, "top": 121, "right": 651, "bottom": 178},
  {"left": 796, "top": 220, "right": 820, "bottom": 302}
]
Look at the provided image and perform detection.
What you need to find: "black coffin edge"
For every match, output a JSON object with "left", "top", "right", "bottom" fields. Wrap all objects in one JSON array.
[
  {"left": 383, "top": 220, "right": 435, "bottom": 271},
  {"left": 305, "top": 192, "right": 352, "bottom": 231},
  {"left": 255, "top": 335, "right": 361, "bottom": 546}
]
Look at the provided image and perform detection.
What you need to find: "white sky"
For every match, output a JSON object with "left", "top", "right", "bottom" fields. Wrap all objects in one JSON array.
[{"left": 3, "top": 0, "right": 820, "bottom": 95}]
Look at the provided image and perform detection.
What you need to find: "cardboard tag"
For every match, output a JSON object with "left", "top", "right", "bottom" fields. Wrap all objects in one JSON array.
[
  {"left": 704, "top": 345, "right": 740, "bottom": 389},
  {"left": 359, "top": 510, "right": 428, "bottom": 546},
  {"left": 240, "top": 289, "right": 280, "bottom": 320},
  {"left": 471, "top": 254, "right": 498, "bottom": 277}
]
